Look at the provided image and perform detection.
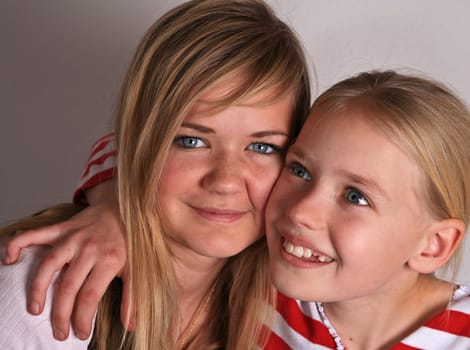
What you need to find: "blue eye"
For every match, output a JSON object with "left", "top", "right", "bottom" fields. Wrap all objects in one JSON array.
[
  {"left": 248, "top": 142, "right": 278, "bottom": 154},
  {"left": 174, "top": 136, "right": 206, "bottom": 149},
  {"left": 289, "top": 162, "right": 311, "bottom": 180},
  {"left": 345, "top": 188, "right": 369, "bottom": 206}
]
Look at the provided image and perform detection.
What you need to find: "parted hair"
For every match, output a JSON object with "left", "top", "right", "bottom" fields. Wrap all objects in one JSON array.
[{"left": 312, "top": 70, "right": 470, "bottom": 281}]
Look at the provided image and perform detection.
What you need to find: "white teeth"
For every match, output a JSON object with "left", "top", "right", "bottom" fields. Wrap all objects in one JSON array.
[
  {"left": 282, "top": 238, "right": 332, "bottom": 262},
  {"left": 292, "top": 246, "right": 303, "bottom": 257},
  {"left": 303, "top": 248, "right": 312, "bottom": 258},
  {"left": 284, "top": 241, "right": 294, "bottom": 253}
]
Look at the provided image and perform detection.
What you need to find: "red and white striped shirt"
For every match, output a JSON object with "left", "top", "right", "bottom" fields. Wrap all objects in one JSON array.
[
  {"left": 73, "top": 132, "right": 117, "bottom": 203},
  {"left": 266, "top": 285, "right": 470, "bottom": 349},
  {"left": 76, "top": 134, "right": 470, "bottom": 350}
]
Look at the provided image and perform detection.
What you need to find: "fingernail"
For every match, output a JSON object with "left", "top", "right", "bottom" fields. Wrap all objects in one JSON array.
[
  {"left": 76, "top": 330, "right": 87, "bottom": 340},
  {"left": 54, "top": 328, "right": 65, "bottom": 340},
  {"left": 29, "top": 301, "right": 40, "bottom": 315}
]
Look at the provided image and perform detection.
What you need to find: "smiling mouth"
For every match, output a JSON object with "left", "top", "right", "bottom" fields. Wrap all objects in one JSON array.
[
  {"left": 192, "top": 206, "right": 246, "bottom": 223},
  {"left": 282, "top": 238, "right": 333, "bottom": 263}
]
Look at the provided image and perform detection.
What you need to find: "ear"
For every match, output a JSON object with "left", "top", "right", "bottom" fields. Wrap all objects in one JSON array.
[{"left": 408, "top": 219, "right": 465, "bottom": 274}]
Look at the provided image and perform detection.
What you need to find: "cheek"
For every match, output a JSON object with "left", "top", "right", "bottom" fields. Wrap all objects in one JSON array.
[
  {"left": 265, "top": 176, "right": 290, "bottom": 225},
  {"left": 249, "top": 163, "right": 283, "bottom": 212},
  {"left": 159, "top": 152, "right": 203, "bottom": 189},
  {"left": 332, "top": 217, "right": 414, "bottom": 267},
  {"left": 158, "top": 153, "right": 182, "bottom": 187}
]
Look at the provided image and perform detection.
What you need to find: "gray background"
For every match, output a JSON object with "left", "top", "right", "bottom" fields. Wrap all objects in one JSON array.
[{"left": 1, "top": 1, "right": 469, "bottom": 282}]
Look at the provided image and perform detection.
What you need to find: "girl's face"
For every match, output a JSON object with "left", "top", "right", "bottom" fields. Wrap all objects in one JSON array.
[
  {"left": 266, "top": 106, "right": 435, "bottom": 303},
  {"left": 158, "top": 85, "right": 294, "bottom": 262}
]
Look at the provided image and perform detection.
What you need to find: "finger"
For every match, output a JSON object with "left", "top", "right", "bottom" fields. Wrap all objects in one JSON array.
[
  {"left": 28, "top": 245, "right": 75, "bottom": 315},
  {"left": 120, "top": 273, "right": 136, "bottom": 332},
  {"left": 72, "top": 265, "right": 122, "bottom": 339},
  {"left": 5, "top": 223, "right": 67, "bottom": 264},
  {"left": 50, "top": 250, "right": 97, "bottom": 340}
]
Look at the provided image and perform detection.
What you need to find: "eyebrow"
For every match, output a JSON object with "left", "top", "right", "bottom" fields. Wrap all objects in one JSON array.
[
  {"left": 339, "top": 170, "right": 390, "bottom": 200},
  {"left": 181, "top": 122, "right": 214, "bottom": 133},
  {"left": 288, "top": 145, "right": 309, "bottom": 162},
  {"left": 288, "top": 145, "right": 389, "bottom": 200},
  {"left": 181, "top": 122, "right": 289, "bottom": 138}
]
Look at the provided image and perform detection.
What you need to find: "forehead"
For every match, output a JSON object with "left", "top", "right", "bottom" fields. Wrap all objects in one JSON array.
[
  {"left": 183, "top": 85, "right": 295, "bottom": 137},
  {"left": 198, "top": 73, "right": 292, "bottom": 104},
  {"left": 189, "top": 81, "right": 294, "bottom": 121},
  {"left": 297, "top": 106, "right": 425, "bottom": 188},
  {"left": 303, "top": 103, "right": 395, "bottom": 144},
  {"left": 300, "top": 106, "right": 396, "bottom": 156}
]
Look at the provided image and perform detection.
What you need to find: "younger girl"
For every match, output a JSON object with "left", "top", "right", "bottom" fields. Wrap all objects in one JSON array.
[{"left": 266, "top": 70, "right": 470, "bottom": 349}]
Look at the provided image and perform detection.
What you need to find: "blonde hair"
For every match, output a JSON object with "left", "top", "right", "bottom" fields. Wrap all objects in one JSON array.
[
  {"left": 0, "top": 204, "right": 85, "bottom": 241},
  {"left": 96, "top": 0, "right": 312, "bottom": 349},
  {"left": 313, "top": 70, "right": 470, "bottom": 281}
]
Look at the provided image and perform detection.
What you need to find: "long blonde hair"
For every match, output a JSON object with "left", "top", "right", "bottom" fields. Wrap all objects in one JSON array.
[
  {"left": 313, "top": 70, "right": 470, "bottom": 281},
  {"left": 97, "top": 1, "right": 311, "bottom": 349}
]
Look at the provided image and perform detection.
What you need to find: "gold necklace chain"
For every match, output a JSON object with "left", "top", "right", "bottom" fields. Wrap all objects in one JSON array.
[{"left": 176, "top": 282, "right": 217, "bottom": 350}]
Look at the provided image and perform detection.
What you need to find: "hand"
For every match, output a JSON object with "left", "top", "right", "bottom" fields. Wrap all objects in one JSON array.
[{"left": 3, "top": 181, "right": 134, "bottom": 340}]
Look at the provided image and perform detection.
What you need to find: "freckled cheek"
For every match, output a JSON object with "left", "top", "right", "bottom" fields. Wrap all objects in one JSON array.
[
  {"left": 158, "top": 164, "right": 188, "bottom": 190},
  {"left": 249, "top": 164, "right": 284, "bottom": 219},
  {"left": 160, "top": 153, "right": 207, "bottom": 184}
]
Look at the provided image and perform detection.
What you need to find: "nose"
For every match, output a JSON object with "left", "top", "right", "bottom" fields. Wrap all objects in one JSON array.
[
  {"left": 201, "top": 152, "right": 245, "bottom": 195},
  {"left": 284, "top": 186, "right": 327, "bottom": 231}
]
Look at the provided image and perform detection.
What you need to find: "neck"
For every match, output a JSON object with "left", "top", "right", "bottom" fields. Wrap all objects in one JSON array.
[
  {"left": 171, "top": 248, "right": 226, "bottom": 302},
  {"left": 168, "top": 241, "right": 228, "bottom": 347},
  {"left": 322, "top": 274, "right": 454, "bottom": 350}
]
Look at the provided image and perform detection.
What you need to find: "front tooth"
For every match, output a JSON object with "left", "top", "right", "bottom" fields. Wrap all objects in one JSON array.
[
  {"left": 285, "top": 241, "right": 294, "bottom": 254},
  {"left": 292, "top": 246, "right": 303, "bottom": 257},
  {"left": 283, "top": 240, "right": 325, "bottom": 260},
  {"left": 303, "top": 248, "right": 312, "bottom": 258}
]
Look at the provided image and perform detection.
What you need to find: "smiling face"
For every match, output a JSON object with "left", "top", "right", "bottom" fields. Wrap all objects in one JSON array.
[
  {"left": 266, "top": 105, "right": 437, "bottom": 302},
  {"left": 158, "top": 85, "right": 294, "bottom": 261}
]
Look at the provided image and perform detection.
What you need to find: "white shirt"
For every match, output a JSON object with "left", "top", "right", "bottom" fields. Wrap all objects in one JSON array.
[{"left": 0, "top": 244, "right": 91, "bottom": 349}]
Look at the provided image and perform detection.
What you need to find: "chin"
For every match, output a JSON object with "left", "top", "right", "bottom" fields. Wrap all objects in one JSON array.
[
  {"left": 274, "top": 283, "right": 317, "bottom": 301},
  {"left": 197, "top": 242, "right": 251, "bottom": 259},
  {"left": 269, "top": 264, "right": 304, "bottom": 300}
]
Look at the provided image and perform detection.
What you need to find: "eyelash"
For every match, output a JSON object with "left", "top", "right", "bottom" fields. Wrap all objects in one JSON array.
[
  {"left": 174, "top": 135, "right": 283, "bottom": 155},
  {"left": 248, "top": 142, "right": 283, "bottom": 155},
  {"left": 174, "top": 136, "right": 206, "bottom": 149},
  {"left": 288, "top": 161, "right": 311, "bottom": 180},
  {"left": 286, "top": 160, "right": 372, "bottom": 207},
  {"left": 344, "top": 187, "right": 370, "bottom": 207}
]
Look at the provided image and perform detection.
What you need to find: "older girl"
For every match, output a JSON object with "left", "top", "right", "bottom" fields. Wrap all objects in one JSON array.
[{"left": 0, "top": 0, "right": 310, "bottom": 349}]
